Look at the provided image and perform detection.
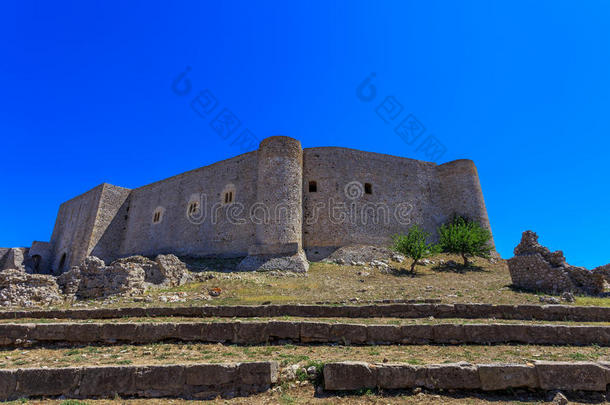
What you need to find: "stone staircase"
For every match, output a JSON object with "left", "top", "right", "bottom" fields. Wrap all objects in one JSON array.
[{"left": 0, "top": 303, "right": 608, "bottom": 401}]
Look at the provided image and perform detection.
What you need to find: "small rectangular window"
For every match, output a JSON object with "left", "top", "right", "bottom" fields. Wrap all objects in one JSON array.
[
  {"left": 308, "top": 181, "right": 317, "bottom": 192},
  {"left": 364, "top": 183, "right": 372, "bottom": 194},
  {"left": 224, "top": 192, "right": 233, "bottom": 204}
]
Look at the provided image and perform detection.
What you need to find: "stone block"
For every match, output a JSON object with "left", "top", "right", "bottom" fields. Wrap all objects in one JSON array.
[
  {"left": 432, "top": 324, "right": 465, "bottom": 344},
  {"left": 239, "top": 361, "right": 278, "bottom": 385},
  {"left": 399, "top": 324, "right": 432, "bottom": 344},
  {"left": 376, "top": 364, "right": 417, "bottom": 389},
  {"left": 137, "top": 322, "right": 177, "bottom": 342},
  {"left": 366, "top": 325, "right": 401, "bottom": 344},
  {"left": 535, "top": 361, "right": 607, "bottom": 391},
  {"left": 268, "top": 321, "right": 300, "bottom": 341},
  {"left": 423, "top": 363, "right": 480, "bottom": 390},
  {"left": 79, "top": 366, "right": 136, "bottom": 397},
  {"left": 463, "top": 324, "right": 502, "bottom": 344},
  {"left": 135, "top": 365, "right": 185, "bottom": 396},
  {"left": 14, "top": 367, "right": 80, "bottom": 396},
  {"left": 478, "top": 364, "right": 538, "bottom": 390},
  {"left": 175, "top": 323, "right": 206, "bottom": 341},
  {"left": 29, "top": 323, "right": 68, "bottom": 341},
  {"left": 0, "top": 369, "right": 17, "bottom": 400},
  {"left": 329, "top": 324, "right": 367, "bottom": 345},
  {"left": 100, "top": 323, "right": 138, "bottom": 342},
  {"left": 324, "top": 362, "right": 376, "bottom": 390},
  {"left": 203, "top": 322, "right": 236, "bottom": 343},
  {"left": 185, "top": 363, "right": 238, "bottom": 386},
  {"left": 0, "top": 324, "right": 31, "bottom": 344},
  {"left": 234, "top": 322, "right": 269, "bottom": 344},
  {"left": 65, "top": 323, "right": 101, "bottom": 343},
  {"left": 300, "top": 322, "right": 331, "bottom": 343}
]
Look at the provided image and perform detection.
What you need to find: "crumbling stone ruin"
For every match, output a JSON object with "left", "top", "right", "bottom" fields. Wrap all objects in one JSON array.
[
  {"left": 508, "top": 231, "right": 609, "bottom": 295},
  {"left": 1, "top": 135, "right": 494, "bottom": 275},
  {"left": 0, "top": 254, "right": 191, "bottom": 307},
  {"left": 58, "top": 254, "right": 191, "bottom": 299},
  {"left": 0, "top": 269, "right": 63, "bottom": 307}
]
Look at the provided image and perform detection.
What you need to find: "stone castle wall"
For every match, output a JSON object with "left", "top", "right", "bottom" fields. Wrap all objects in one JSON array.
[
  {"left": 302, "top": 148, "right": 492, "bottom": 257},
  {"left": 119, "top": 151, "right": 259, "bottom": 259},
  {"left": 32, "top": 136, "right": 492, "bottom": 273},
  {"left": 49, "top": 185, "right": 105, "bottom": 273}
]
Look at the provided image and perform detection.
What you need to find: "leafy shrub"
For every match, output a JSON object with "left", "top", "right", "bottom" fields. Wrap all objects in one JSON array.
[
  {"left": 392, "top": 225, "right": 438, "bottom": 272},
  {"left": 437, "top": 215, "right": 493, "bottom": 267}
]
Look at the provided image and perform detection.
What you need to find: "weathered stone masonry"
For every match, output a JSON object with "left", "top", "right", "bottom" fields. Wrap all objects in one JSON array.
[{"left": 9, "top": 135, "right": 493, "bottom": 274}]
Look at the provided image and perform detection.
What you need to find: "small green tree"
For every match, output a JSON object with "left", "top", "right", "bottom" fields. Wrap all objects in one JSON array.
[
  {"left": 437, "top": 216, "right": 493, "bottom": 267},
  {"left": 392, "top": 225, "right": 437, "bottom": 273}
]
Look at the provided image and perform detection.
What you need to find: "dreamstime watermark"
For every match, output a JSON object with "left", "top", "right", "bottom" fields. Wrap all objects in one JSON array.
[
  {"left": 185, "top": 181, "right": 414, "bottom": 227},
  {"left": 356, "top": 73, "right": 448, "bottom": 162},
  {"left": 171, "top": 66, "right": 259, "bottom": 152}
]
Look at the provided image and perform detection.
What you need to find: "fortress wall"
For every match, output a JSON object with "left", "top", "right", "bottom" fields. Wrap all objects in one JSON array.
[
  {"left": 88, "top": 184, "right": 132, "bottom": 264},
  {"left": 302, "top": 147, "right": 440, "bottom": 251},
  {"left": 49, "top": 185, "right": 106, "bottom": 273},
  {"left": 120, "top": 152, "right": 258, "bottom": 258},
  {"left": 250, "top": 136, "right": 303, "bottom": 255},
  {"left": 28, "top": 241, "right": 52, "bottom": 274},
  {"left": 435, "top": 159, "right": 494, "bottom": 246}
]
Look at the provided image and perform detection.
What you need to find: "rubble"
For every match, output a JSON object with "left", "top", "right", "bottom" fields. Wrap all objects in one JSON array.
[
  {"left": 508, "top": 231, "right": 609, "bottom": 295},
  {"left": 57, "top": 254, "right": 192, "bottom": 299},
  {"left": 0, "top": 269, "right": 63, "bottom": 307}
]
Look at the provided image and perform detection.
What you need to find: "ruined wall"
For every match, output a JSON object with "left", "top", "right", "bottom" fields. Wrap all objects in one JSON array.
[
  {"left": 120, "top": 152, "right": 258, "bottom": 258},
  {"left": 302, "top": 147, "right": 442, "bottom": 256},
  {"left": 27, "top": 242, "right": 52, "bottom": 274},
  {"left": 49, "top": 185, "right": 105, "bottom": 273},
  {"left": 508, "top": 231, "right": 606, "bottom": 295}
]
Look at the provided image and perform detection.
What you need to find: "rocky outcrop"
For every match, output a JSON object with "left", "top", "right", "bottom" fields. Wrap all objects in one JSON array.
[
  {"left": 58, "top": 254, "right": 192, "bottom": 299},
  {"left": 508, "top": 231, "right": 608, "bottom": 295},
  {"left": 0, "top": 269, "right": 63, "bottom": 307}
]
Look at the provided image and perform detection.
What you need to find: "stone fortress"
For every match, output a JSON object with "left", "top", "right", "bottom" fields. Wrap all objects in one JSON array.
[{"left": 1, "top": 136, "right": 493, "bottom": 275}]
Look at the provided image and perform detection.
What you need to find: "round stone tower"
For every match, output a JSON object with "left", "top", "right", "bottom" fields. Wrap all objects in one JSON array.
[{"left": 237, "top": 135, "right": 309, "bottom": 272}]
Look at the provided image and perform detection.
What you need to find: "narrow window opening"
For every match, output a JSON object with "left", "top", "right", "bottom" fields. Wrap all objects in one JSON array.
[
  {"left": 153, "top": 210, "right": 162, "bottom": 223},
  {"left": 308, "top": 181, "right": 317, "bottom": 192},
  {"left": 364, "top": 183, "right": 372, "bottom": 194},
  {"left": 224, "top": 191, "right": 233, "bottom": 204},
  {"left": 188, "top": 202, "right": 198, "bottom": 214}
]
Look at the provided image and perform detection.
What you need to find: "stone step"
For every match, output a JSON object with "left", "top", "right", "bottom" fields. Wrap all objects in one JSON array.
[
  {"left": 1, "top": 303, "right": 609, "bottom": 321},
  {"left": 2, "top": 321, "right": 610, "bottom": 346},
  {"left": 324, "top": 361, "right": 610, "bottom": 392},
  {"left": 0, "top": 361, "right": 278, "bottom": 401}
]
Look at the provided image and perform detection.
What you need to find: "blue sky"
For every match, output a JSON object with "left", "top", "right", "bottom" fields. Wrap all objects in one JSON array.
[{"left": 1, "top": 1, "right": 609, "bottom": 268}]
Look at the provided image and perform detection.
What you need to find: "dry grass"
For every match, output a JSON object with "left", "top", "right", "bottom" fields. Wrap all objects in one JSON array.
[
  {"left": 16, "top": 253, "right": 606, "bottom": 311},
  {"left": 0, "top": 342, "right": 607, "bottom": 369},
  {"left": 1, "top": 387, "right": 568, "bottom": 405},
  {"left": 4, "top": 254, "right": 608, "bottom": 312}
]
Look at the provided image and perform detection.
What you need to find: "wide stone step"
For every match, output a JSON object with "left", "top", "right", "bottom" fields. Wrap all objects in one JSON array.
[
  {"left": 2, "top": 321, "right": 610, "bottom": 346},
  {"left": 1, "top": 303, "right": 609, "bottom": 321},
  {"left": 324, "top": 361, "right": 610, "bottom": 392},
  {"left": 0, "top": 361, "right": 277, "bottom": 401}
]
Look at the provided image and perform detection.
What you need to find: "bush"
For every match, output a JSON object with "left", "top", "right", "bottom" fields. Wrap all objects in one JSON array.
[
  {"left": 437, "top": 216, "right": 493, "bottom": 267},
  {"left": 392, "top": 225, "right": 438, "bottom": 272}
]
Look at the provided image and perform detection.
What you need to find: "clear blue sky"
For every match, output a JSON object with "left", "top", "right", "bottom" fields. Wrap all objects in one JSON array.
[{"left": 1, "top": 1, "right": 609, "bottom": 268}]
